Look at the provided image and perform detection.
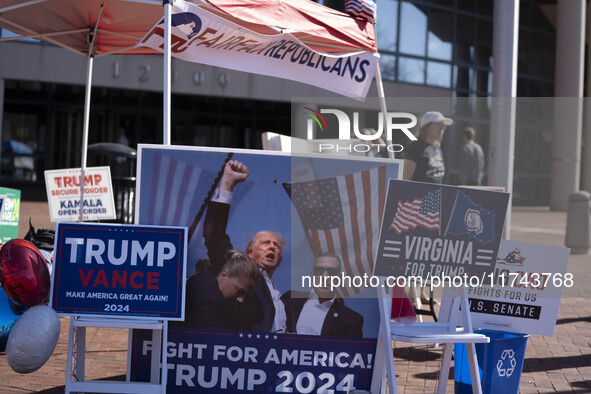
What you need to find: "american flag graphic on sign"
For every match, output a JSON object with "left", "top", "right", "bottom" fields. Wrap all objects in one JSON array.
[
  {"left": 283, "top": 166, "right": 387, "bottom": 296},
  {"left": 389, "top": 188, "right": 441, "bottom": 235},
  {"left": 147, "top": 152, "right": 214, "bottom": 227}
]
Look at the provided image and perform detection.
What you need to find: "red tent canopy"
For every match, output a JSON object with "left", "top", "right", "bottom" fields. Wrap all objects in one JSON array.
[
  {"left": 0, "top": 0, "right": 376, "bottom": 57},
  {"left": 0, "top": 0, "right": 387, "bottom": 174},
  {"left": 198, "top": 0, "right": 376, "bottom": 54}
]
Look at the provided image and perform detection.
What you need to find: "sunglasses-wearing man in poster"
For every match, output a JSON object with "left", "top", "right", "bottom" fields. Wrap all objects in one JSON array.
[
  {"left": 182, "top": 249, "right": 261, "bottom": 329},
  {"left": 204, "top": 160, "right": 288, "bottom": 333},
  {"left": 281, "top": 253, "right": 363, "bottom": 338}
]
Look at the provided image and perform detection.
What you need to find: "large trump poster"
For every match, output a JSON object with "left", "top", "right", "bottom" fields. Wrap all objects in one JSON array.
[{"left": 130, "top": 145, "right": 402, "bottom": 393}]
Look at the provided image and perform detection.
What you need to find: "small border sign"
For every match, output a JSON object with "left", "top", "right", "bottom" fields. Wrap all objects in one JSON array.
[
  {"left": 44, "top": 166, "right": 116, "bottom": 222},
  {"left": 50, "top": 222, "right": 187, "bottom": 320}
]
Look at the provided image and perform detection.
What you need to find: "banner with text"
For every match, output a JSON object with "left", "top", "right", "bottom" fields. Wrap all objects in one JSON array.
[
  {"left": 462, "top": 239, "right": 570, "bottom": 336},
  {"left": 50, "top": 222, "right": 187, "bottom": 320},
  {"left": 44, "top": 166, "right": 116, "bottom": 222},
  {"left": 131, "top": 327, "right": 376, "bottom": 393},
  {"left": 374, "top": 181, "right": 510, "bottom": 279},
  {"left": 138, "top": 0, "right": 378, "bottom": 98}
]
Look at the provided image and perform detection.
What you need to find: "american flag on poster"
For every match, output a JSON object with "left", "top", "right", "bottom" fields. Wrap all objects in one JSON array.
[
  {"left": 146, "top": 152, "right": 216, "bottom": 227},
  {"left": 143, "top": 152, "right": 254, "bottom": 275},
  {"left": 345, "top": 0, "right": 377, "bottom": 22},
  {"left": 283, "top": 166, "right": 387, "bottom": 296},
  {"left": 389, "top": 188, "right": 441, "bottom": 235}
]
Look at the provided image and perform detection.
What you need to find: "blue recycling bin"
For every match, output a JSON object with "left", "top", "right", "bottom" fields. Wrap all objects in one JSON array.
[{"left": 454, "top": 330, "right": 529, "bottom": 394}]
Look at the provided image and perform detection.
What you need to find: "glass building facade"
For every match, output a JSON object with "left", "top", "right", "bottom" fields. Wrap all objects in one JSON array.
[
  {"left": 0, "top": 79, "right": 290, "bottom": 193},
  {"left": 0, "top": 0, "right": 560, "bottom": 204},
  {"left": 375, "top": 0, "right": 555, "bottom": 97},
  {"left": 373, "top": 0, "right": 556, "bottom": 204}
]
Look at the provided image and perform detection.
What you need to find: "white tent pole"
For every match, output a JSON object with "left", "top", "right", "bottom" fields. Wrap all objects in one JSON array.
[
  {"left": 0, "top": 28, "right": 89, "bottom": 42},
  {"left": 163, "top": 0, "right": 172, "bottom": 145},
  {"left": 490, "top": 0, "right": 519, "bottom": 237},
  {"left": 79, "top": 55, "right": 93, "bottom": 222},
  {"left": 0, "top": 16, "right": 86, "bottom": 56},
  {"left": 374, "top": 61, "right": 393, "bottom": 159},
  {"left": 372, "top": 18, "right": 394, "bottom": 160}
]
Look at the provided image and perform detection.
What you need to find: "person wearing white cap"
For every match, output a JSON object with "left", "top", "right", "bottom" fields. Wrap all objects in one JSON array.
[{"left": 402, "top": 111, "right": 453, "bottom": 184}]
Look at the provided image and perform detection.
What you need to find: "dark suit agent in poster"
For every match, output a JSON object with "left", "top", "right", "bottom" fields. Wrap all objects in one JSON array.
[
  {"left": 374, "top": 180, "right": 510, "bottom": 281},
  {"left": 281, "top": 252, "right": 364, "bottom": 338},
  {"left": 130, "top": 146, "right": 402, "bottom": 393}
]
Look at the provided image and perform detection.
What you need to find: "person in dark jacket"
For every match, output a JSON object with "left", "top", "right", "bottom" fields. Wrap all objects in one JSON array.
[
  {"left": 281, "top": 252, "right": 363, "bottom": 338},
  {"left": 183, "top": 249, "right": 261, "bottom": 329},
  {"left": 204, "top": 160, "right": 288, "bottom": 333},
  {"left": 403, "top": 111, "right": 453, "bottom": 184},
  {"left": 458, "top": 127, "right": 485, "bottom": 186}
]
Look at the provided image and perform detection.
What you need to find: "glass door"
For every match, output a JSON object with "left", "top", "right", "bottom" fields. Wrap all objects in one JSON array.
[{"left": 49, "top": 109, "right": 82, "bottom": 170}]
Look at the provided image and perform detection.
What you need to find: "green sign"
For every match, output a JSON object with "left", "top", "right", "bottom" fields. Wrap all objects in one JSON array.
[{"left": 0, "top": 187, "right": 21, "bottom": 243}]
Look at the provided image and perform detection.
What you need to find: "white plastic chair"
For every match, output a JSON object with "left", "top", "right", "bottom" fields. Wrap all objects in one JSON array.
[{"left": 377, "top": 285, "right": 489, "bottom": 394}]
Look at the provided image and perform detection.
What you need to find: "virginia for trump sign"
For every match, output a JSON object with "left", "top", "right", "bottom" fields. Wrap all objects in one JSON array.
[{"left": 374, "top": 181, "right": 510, "bottom": 280}]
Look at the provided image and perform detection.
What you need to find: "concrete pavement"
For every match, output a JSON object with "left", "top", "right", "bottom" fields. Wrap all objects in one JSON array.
[{"left": 0, "top": 202, "right": 589, "bottom": 393}]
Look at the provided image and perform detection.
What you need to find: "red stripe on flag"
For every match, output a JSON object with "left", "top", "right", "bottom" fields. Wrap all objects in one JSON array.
[
  {"left": 362, "top": 169, "right": 374, "bottom": 270},
  {"left": 345, "top": 173, "right": 364, "bottom": 277},
  {"left": 306, "top": 229, "right": 322, "bottom": 255},
  {"left": 172, "top": 164, "right": 193, "bottom": 225},
  {"left": 378, "top": 165, "right": 386, "bottom": 224},
  {"left": 149, "top": 152, "right": 162, "bottom": 223},
  {"left": 338, "top": 225, "right": 354, "bottom": 283},
  {"left": 325, "top": 229, "right": 336, "bottom": 253},
  {"left": 390, "top": 195, "right": 440, "bottom": 234},
  {"left": 345, "top": 0, "right": 377, "bottom": 22},
  {"left": 159, "top": 158, "right": 178, "bottom": 224}
]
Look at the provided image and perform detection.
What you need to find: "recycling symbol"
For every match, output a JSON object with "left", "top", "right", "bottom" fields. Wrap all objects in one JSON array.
[{"left": 496, "top": 349, "right": 517, "bottom": 377}]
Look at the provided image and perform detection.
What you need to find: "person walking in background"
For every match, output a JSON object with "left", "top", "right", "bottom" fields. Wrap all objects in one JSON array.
[
  {"left": 458, "top": 127, "right": 485, "bottom": 186},
  {"left": 403, "top": 111, "right": 453, "bottom": 183}
]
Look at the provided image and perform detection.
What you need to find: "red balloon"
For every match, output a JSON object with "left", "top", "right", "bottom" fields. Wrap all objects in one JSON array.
[{"left": 0, "top": 239, "right": 50, "bottom": 307}]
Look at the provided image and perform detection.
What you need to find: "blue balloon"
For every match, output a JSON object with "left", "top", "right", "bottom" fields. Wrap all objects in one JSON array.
[{"left": 0, "top": 287, "right": 22, "bottom": 352}]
